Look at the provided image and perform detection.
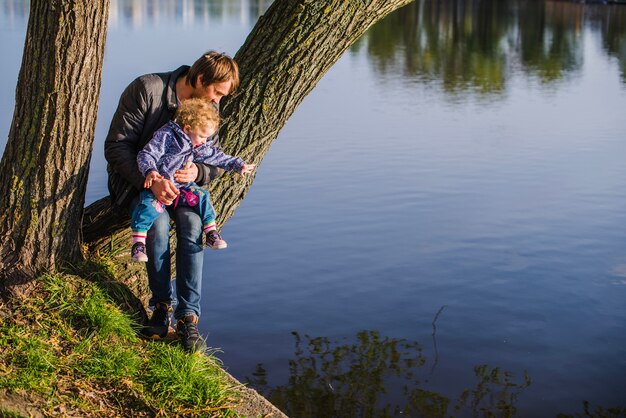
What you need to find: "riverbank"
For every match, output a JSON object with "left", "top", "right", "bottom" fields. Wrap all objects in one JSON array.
[{"left": 0, "top": 257, "right": 286, "bottom": 417}]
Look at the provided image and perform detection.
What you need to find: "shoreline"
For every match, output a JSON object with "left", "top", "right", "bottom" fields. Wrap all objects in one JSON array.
[{"left": 224, "top": 371, "right": 287, "bottom": 418}]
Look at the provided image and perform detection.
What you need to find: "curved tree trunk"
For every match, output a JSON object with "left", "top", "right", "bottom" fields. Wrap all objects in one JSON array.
[
  {"left": 84, "top": 0, "right": 412, "bottom": 254},
  {"left": 0, "top": 0, "right": 109, "bottom": 287},
  {"left": 214, "top": 0, "right": 414, "bottom": 226}
]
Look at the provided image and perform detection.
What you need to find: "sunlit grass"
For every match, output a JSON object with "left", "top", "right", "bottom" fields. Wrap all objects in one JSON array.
[
  {"left": 0, "top": 325, "right": 58, "bottom": 393},
  {"left": 0, "top": 262, "right": 238, "bottom": 417},
  {"left": 143, "top": 343, "right": 239, "bottom": 415},
  {"left": 0, "top": 408, "right": 27, "bottom": 418}
]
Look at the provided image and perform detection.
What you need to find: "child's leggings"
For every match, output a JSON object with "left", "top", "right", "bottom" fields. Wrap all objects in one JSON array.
[{"left": 130, "top": 183, "right": 217, "bottom": 243}]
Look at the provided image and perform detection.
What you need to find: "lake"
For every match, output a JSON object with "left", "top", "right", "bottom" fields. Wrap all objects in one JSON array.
[{"left": 1, "top": 0, "right": 625, "bottom": 416}]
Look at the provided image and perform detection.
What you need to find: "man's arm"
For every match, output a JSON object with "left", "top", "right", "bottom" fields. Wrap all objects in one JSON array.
[
  {"left": 104, "top": 77, "right": 150, "bottom": 190},
  {"left": 193, "top": 162, "right": 213, "bottom": 185},
  {"left": 137, "top": 129, "right": 169, "bottom": 178}
]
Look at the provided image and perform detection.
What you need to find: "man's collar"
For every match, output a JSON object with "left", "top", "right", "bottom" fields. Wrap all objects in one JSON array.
[{"left": 167, "top": 65, "right": 190, "bottom": 111}]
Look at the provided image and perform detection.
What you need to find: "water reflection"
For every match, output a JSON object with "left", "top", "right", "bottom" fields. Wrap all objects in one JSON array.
[
  {"left": 247, "top": 330, "right": 532, "bottom": 417},
  {"left": 0, "top": 0, "right": 272, "bottom": 28},
  {"left": 356, "top": 0, "right": 626, "bottom": 89},
  {"left": 109, "top": 0, "right": 272, "bottom": 28},
  {"left": 3, "top": 0, "right": 625, "bottom": 85},
  {"left": 246, "top": 331, "right": 626, "bottom": 417}
]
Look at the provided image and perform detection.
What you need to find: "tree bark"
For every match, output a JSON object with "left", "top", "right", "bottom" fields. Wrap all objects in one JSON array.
[
  {"left": 0, "top": 0, "right": 109, "bottom": 286},
  {"left": 84, "top": 0, "right": 412, "bottom": 254}
]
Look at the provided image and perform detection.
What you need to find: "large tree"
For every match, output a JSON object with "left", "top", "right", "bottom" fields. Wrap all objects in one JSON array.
[
  {"left": 1, "top": 0, "right": 413, "bottom": 292},
  {"left": 0, "top": 0, "right": 109, "bottom": 290}
]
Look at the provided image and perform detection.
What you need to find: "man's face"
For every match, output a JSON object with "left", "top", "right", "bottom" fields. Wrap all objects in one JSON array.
[{"left": 192, "top": 79, "right": 233, "bottom": 105}]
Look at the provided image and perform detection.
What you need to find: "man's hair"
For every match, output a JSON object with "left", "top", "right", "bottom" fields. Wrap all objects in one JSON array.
[
  {"left": 174, "top": 98, "right": 220, "bottom": 132},
  {"left": 187, "top": 51, "right": 240, "bottom": 93}
]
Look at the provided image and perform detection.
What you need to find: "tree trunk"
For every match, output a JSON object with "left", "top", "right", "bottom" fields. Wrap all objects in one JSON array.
[
  {"left": 84, "top": 0, "right": 412, "bottom": 254},
  {"left": 0, "top": 0, "right": 109, "bottom": 287}
]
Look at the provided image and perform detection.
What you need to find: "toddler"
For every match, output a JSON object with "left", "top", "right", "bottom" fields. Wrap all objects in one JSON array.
[{"left": 130, "top": 98, "right": 254, "bottom": 262}]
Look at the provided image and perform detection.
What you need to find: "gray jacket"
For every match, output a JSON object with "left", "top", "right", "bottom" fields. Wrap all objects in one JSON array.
[{"left": 104, "top": 65, "right": 221, "bottom": 207}]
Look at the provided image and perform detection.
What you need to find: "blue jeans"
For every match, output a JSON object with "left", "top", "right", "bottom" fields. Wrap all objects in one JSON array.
[{"left": 129, "top": 191, "right": 206, "bottom": 320}]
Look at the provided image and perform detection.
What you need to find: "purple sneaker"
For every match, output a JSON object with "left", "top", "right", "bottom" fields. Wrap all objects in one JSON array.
[
  {"left": 131, "top": 242, "right": 149, "bottom": 262},
  {"left": 206, "top": 230, "right": 228, "bottom": 250}
]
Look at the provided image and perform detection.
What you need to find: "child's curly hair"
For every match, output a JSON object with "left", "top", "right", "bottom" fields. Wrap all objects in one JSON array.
[{"left": 174, "top": 98, "right": 220, "bottom": 132}]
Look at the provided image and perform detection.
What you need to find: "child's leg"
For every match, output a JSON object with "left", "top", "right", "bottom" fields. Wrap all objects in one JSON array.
[
  {"left": 198, "top": 191, "right": 217, "bottom": 234},
  {"left": 130, "top": 190, "right": 166, "bottom": 259},
  {"left": 183, "top": 184, "right": 217, "bottom": 233},
  {"left": 184, "top": 184, "right": 227, "bottom": 250}
]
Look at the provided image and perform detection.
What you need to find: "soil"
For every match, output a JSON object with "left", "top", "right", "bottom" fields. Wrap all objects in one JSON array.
[
  {"left": 225, "top": 373, "right": 288, "bottom": 418},
  {"left": 1, "top": 378, "right": 287, "bottom": 418}
]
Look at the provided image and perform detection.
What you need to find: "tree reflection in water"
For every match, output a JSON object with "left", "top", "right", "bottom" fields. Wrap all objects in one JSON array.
[
  {"left": 247, "top": 330, "right": 531, "bottom": 417},
  {"left": 353, "top": 0, "right": 626, "bottom": 93},
  {"left": 246, "top": 330, "right": 626, "bottom": 417}
]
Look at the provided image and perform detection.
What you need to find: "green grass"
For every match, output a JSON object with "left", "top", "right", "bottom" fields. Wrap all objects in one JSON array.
[
  {"left": 0, "top": 325, "right": 58, "bottom": 393},
  {"left": 143, "top": 343, "right": 239, "bottom": 415},
  {"left": 0, "top": 408, "right": 27, "bottom": 418},
  {"left": 0, "top": 260, "right": 239, "bottom": 417}
]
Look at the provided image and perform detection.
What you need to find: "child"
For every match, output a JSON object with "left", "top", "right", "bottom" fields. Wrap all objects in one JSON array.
[{"left": 130, "top": 98, "right": 254, "bottom": 262}]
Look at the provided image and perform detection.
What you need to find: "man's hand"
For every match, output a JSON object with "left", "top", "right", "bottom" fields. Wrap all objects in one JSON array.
[
  {"left": 143, "top": 170, "right": 163, "bottom": 188},
  {"left": 150, "top": 178, "right": 179, "bottom": 205},
  {"left": 239, "top": 164, "right": 256, "bottom": 176},
  {"left": 174, "top": 160, "right": 199, "bottom": 184}
]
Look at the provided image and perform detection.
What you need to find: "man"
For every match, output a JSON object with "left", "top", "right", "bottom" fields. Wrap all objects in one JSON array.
[{"left": 104, "top": 51, "right": 239, "bottom": 352}]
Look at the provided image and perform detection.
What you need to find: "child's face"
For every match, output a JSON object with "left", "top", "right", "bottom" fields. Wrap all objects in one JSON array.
[{"left": 185, "top": 122, "right": 217, "bottom": 147}]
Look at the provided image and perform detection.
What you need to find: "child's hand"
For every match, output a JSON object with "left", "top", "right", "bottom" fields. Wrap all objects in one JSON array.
[
  {"left": 144, "top": 170, "right": 163, "bottom": 188},
  {"left": 239, "top": 164, "right": 256, "bottom": 176}
]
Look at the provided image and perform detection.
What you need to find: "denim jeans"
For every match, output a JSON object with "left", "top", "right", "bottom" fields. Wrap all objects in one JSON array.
[{"left": 130, "top": 194, "right": 205, "bottom": 320}]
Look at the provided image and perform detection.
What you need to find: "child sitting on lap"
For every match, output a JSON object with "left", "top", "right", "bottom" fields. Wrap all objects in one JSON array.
[{"left": 130, "top": 98, "right": 254, "bottom": 262}]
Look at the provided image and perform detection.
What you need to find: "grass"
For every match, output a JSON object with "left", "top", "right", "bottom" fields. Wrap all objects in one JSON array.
[
  {"left": 0, "top": 258, "right": 239, "bottom": 417},
  {"left": 0, "top": 408, "right": 27, "bottom": 418}
]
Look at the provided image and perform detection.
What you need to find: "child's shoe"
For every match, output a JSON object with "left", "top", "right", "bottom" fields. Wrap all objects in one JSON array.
[
  {"left": 131, "top": 242, "right": 149, "bottom": 262},
  {"left": 206, "top": 230, "right": 227, "bottom": 250}
]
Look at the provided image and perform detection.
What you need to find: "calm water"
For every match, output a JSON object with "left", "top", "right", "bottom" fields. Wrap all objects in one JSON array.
[{"left": 1, "top": 0, "right": 626, "bottom": 416}]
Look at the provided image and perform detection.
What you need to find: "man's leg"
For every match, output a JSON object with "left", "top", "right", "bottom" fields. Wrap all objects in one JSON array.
[
  {"left": 172, "top": 206, "right": 206, "bottom": 352},
  {"left": 146, "top": 205, "right": 174, "bottom": 307},
  {"left": 130, "top": 195, "right": 174, "bottom": 339},
  {"left": 172, "top": 206, "right": 204, "bottom": 319}
]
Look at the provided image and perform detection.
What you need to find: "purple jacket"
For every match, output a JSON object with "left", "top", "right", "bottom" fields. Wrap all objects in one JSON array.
[{"left": 137, "top": 121, "right": 245, "bottom": 188}]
